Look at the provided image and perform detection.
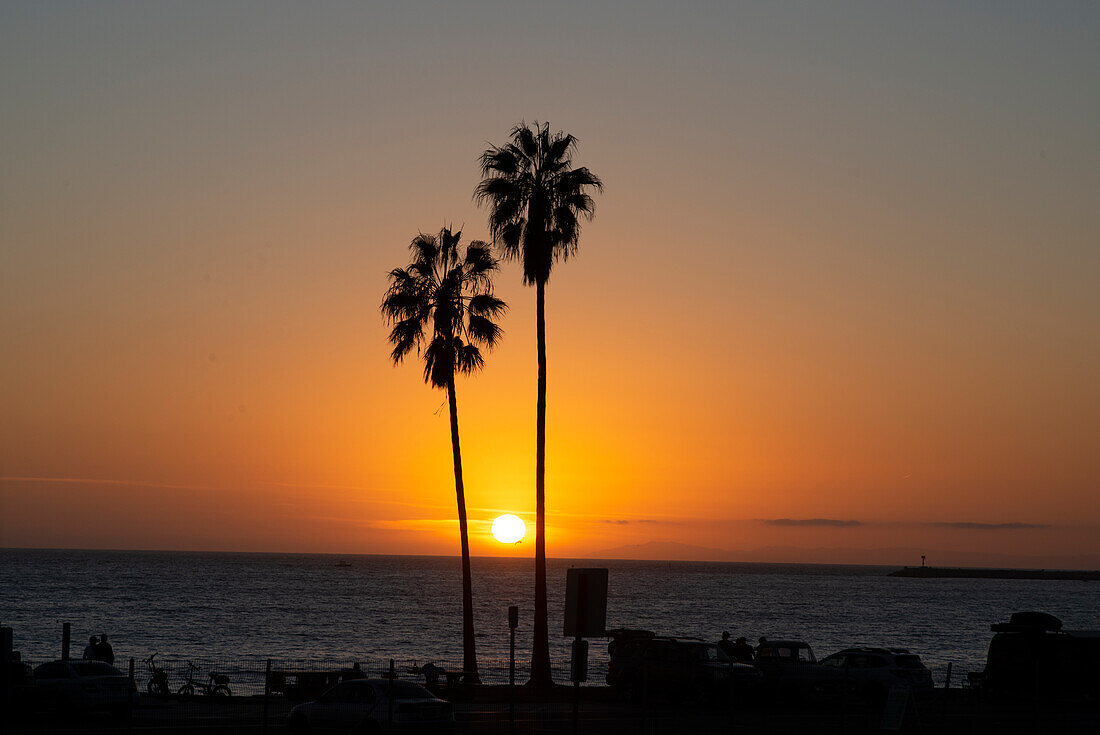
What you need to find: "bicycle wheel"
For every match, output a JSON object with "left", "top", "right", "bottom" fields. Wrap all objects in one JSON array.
[
  {"left": 177, "top": 683, "right": 194, "bottom": 700},
  {"left": 213, "top": 685, "right": 231, "bottom": 698}
]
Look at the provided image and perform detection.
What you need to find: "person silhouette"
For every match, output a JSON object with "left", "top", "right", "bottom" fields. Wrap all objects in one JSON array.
[
  {"left": 419, "top": 662, "right": 441, "bottom": 687},
  {"left": 82, "top": 636, "right": 98, "bottom": 660},
  {"left": 731, "top": 636, "right": 755, "bottom": 663},
  {"left": 95, "top": 634, "right": 115, "bottom": 665},
  {"left": 718, "top": 631, "right": 736, "bottom": 659}
]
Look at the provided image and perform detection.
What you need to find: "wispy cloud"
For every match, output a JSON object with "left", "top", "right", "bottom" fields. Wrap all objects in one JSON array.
[
  {"left": 0, "top": 475, "right": 223, "bottom": 493},
  {"left": 928, "top": 521, "right": 1049, "bottom": 530},
  {"left": 763, "top": 518, "right": 863, "bottom": 527},
  {"left": 0, "top": 475, "right": 446, "bottom": 511}
]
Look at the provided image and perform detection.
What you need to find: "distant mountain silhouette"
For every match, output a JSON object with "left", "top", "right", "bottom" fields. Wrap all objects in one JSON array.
[
  {"left": 588, "top": 541, "right": 733, "bottom": 561},
  {"left": 586, "top": 541, "right": 1100, "bottom": 570}
]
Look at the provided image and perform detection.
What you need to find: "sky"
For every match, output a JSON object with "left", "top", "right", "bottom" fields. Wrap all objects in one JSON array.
[{"left": 2, "top": 1, "right": 1098, "bottom": 567}]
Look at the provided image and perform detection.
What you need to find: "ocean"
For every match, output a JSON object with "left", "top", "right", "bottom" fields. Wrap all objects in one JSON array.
[{"left": 3, "top": 549, "right": 1098, "bottom": 687}]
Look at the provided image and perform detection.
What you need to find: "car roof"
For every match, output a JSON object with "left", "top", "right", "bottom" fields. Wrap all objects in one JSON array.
[
  {"left": 339, "top": 678, "right": 437, "bottom": 689},
  {"left": 830, "top": 647, "right": 914, "bottom": 655},
  {"left": 35, "top": 660, "right": 123, "bottom": 672},
  {"left": 760, "top": 640, "right": 811, "bottom": 647}
]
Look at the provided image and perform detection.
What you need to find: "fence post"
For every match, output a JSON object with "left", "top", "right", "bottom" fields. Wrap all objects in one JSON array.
[
  {"left": 262, "top": 659, "right": 272, "bottom": 735},
  {"left": 127, "top": 657, "right": 135, "bottom": 735},
  {"left": 388, "top": 659, "right": 395, "bottom": 727},
  {"left": 508, "top": 606, "right": 518, "bottom": 735},
  {"left": 61, "top": 622, "right": 71, "bottom": 661},
  {"left": 941, "top": 662, "right": 952, "bottom": 732}
]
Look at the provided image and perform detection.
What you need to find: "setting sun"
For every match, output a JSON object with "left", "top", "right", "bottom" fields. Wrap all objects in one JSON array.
[{"left": 490, "top": 514, "right": 526, "bottom": 544}]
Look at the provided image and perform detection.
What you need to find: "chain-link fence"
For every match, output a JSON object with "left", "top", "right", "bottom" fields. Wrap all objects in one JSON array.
[{"left": 4, "top": 653, "right": 602, "bottom": 734}]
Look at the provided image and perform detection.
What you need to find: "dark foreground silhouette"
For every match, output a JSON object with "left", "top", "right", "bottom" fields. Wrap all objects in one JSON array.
[{"left": 4, "top": 612, "right": 1098, "bottom": 733}]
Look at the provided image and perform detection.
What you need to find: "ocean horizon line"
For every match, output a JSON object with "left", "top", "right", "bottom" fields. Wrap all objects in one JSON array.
[
  {"left": 12, "top": 546, "right": 1100, "bottom": 572},
  {"left": 1, "top": 545, "right": 901, "bottom": 567}
]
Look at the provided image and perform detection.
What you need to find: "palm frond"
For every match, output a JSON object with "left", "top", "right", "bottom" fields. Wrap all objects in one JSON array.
[
  {"left": 380, "top": 269, "right": 427, "bottom": 320},
  {"left": 478, "top": 146, "right": 519, "bottom": 177},
  {"left": 476, "top": 122, "right": 601, "bottom": 287},
  {"left": 423, "top": 337, "right": 456, "bottom": 388},
  {"left": 463, "top": 242, "right": 499, "bottom": 279},
  {"left": 457, "top": 343, "right": 485, "bottom": 375},
  {"left": 409, "top": 232, "right": 439, "bottom": 267},
  {"left": 551, "top": 206, "right": 580, "bottom": 251},
  {"left": 512, "top": 123, "right": 540, "bottom": 160},
  {"left": 562, "top": 192, "right": 596, "bottom": 216},
  {"left": 467, "top": 313, "right": 503, "bottom": 348},
  {"left": 559, "top": 166, "right": 604, "bottom": 194},
  {"left": 387, "top": 317, "right": 424, "bottom": 364},
  {"left": 496, "top": 221, "right": 525, "bottom": 259},
  {"left": 468, "top": 293, "right": 507, "bottom": 318},
  {"left": 382, "top": 225, "right": 505, "bottom": 386},
  {"left": 475, "top": 176, "right": 525, "bottom": 203},
  {"left": 546, "top": 133, "right": 577, "bottom": 163}
]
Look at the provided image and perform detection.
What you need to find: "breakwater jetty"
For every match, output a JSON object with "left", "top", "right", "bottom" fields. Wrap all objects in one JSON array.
[{"left": 889, "top": 566, "right": 1100, "bottom": 581}]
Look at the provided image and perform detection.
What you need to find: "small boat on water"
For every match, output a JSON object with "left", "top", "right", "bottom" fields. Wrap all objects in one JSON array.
[{"left": 335, "top": 560, "right": 352, "bottom": 568}]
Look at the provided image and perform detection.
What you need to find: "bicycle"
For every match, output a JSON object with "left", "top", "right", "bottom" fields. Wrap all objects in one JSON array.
[
  {"left": 177, "top": 661, "right": 231, "bottom": 699},
  {"left": 143, "top": 652, "right": 171, "bottom": 697}
]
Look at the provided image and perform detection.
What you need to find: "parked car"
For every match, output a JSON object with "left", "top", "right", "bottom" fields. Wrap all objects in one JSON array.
[
  {"left": 975, "top": 611, "right": 1100, "bottom": 700},
  {"left": 754, "top": 640, "right": 844, "bottom": 702},
  {"left": 288, "top": 678, "right": 454, "bottom": 734},
  {"left": 2, "top": 657, "right": 35, "bottom": 715},
  {"left": 819, "top": 648, "right": 934, "bottom": 699},
  {"left": 32, "top": 659, "right": 134, "bottom": 715},
  {"left": 606, "top": 630, "right": 761, "bottom": 703}
]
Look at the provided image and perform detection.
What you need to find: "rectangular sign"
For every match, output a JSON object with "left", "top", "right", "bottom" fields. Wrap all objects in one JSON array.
[{"left": 563, "top": 568, "right": 608, "bottom": 637}]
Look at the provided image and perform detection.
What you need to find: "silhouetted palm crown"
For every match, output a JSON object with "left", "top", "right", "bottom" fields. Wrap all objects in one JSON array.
[
  {"left": 475, "top": 122, "right": 603, "bottom": 284},
  {"left": 381, "top": 228, "right": 505, "bottom": 386}
]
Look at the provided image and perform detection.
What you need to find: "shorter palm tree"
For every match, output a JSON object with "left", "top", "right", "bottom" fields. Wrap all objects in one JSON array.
[{"left": 380, "top": 227, "right": 506, "bottom": 684}]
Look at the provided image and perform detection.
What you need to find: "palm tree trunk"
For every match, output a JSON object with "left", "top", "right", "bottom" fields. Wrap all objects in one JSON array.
[
  {"left": 529, "top": 279, "right": 553, "bottom": 687},
  {"left": 447, "top": 379, "right": 480, "bottom": 684}
]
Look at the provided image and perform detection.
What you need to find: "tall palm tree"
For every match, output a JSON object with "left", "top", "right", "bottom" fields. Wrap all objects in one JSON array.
[
  {"left": 381, "top": 227, "right": 506, "bottom": 684},
  {"left": 475, "top": 122, "right": 603, "bottom": 687}
]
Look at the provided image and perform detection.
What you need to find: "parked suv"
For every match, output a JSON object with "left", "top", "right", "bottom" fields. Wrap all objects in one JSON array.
[
  {"left": 607, "top": 630, "right": 761, "bottom": 702},
  {"left": 754, "top": 640, "right": 844, "bottom": 702},
  {"left": 820, "top": 648, "right": 934, "bottom": 699},
  {"left": 975, "top": 611, "right": 1100, "bottom": 700}
]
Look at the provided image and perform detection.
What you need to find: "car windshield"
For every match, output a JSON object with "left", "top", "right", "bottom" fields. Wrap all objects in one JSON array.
[
  {"left": 72, "top": 662, "right": 121, "bottom": 677},
  {"left": 696, "top": 645, "right": 729, "bottom": 663},
  {"left": 768, "top": 646, "right": 814, "bottom": 662},
  {"left": 893, "top": 655, "right": 923, "bottom": 669}
]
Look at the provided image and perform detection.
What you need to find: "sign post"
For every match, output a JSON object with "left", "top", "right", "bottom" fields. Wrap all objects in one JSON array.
[{"left": 564, "top": 568, "right": 608, "bottom": 735}]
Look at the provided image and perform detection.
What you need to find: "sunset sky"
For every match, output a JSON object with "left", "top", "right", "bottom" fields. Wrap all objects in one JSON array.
[{"left": 2, "top": 2, "right": 1098, "bottom": 567}]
